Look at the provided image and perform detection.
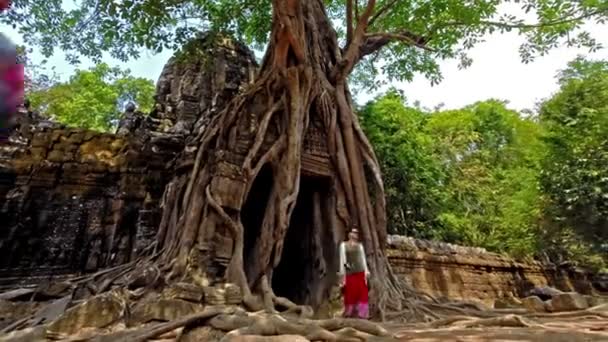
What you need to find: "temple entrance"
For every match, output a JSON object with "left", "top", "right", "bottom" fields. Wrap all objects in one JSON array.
[
  {"left": 242, "top": 164, "right": 274, "bottom": 280},
  {"left": 272, "top": 175, "right": 331, "bottom": 305}
]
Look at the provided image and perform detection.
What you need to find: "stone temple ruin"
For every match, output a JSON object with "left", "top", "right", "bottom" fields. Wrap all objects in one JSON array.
[{"left": 0, "top": 33, "right": 606, "bottom": 327}]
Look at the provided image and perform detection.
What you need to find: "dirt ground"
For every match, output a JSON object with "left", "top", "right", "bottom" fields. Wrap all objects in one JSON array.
[{"left": 387, "top": 317, "right": 608, "bottom": 341}]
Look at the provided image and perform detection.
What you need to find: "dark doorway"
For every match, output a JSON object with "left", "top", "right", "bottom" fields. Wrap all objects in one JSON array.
[
  {"left": 241, "top": 164, "right": 274, "bottom": 279},
  {"left": 272, "top": 175, "right": 330, "bottom": 305}
]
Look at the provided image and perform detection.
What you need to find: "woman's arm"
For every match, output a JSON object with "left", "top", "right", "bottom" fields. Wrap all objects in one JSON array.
[
  {"left": 358, "top": 243, "right": 369, "bottom": 276},
  {"left": 338, "top": 242, "right": 346, "bottom": 276}
]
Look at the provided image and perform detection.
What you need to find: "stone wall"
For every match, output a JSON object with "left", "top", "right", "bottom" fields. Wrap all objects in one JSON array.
[
  {"left": 386, "top": 235, "right": 602, "bottom": 306},
  {"left": 0, "top": 32, "right": 258, "bottom": 290},
  {"left": 0, "top": 125, "right": 172, "bottom": 288}
]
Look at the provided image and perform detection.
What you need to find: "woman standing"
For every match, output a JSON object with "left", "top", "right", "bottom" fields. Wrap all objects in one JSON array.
[{"left": 338, "top": 228, "right": 370, "bottom": 319}]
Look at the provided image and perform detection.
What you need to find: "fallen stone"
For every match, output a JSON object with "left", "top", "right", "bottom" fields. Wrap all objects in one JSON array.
[
  {"left": 0, "top": 326, "right": 46, "bottom": 342},
  {"left": 31, "top": 295, "right": 71, "bottom": 325},
  {"left": 585, "top": 295, "right": 608, "bottom": 308},
  {"left": 222, "top": 335, "right": 311, "bottom": 342},
  {"left": 180, "top": 326, "right": 226, "bottom": 342},
  {"left": 166, "top": 282, "right": 205, "bottom": 303},
  {"left": 521, "top": 296, "right": 546, "bottom": 312},
  {"left": 0, "top": 289, "right": 35, "bottom": 301},
  {"left": 526, "top": 286, "right": 563, "bottom": 301},
  {"left": 36, "top": 282, "right": 73, "bottom": 299},
  {"left": 129, "top": 298, "right": 202, "bottom": 325},
  {"left": 493, "top": 297, "right": 522, "bottom": 309},
  {"left": 46, "top": 291, "right": 126, "bottom": 337},
  {"left": 551, "top": 292, "right": 588, "bottom": 312}
]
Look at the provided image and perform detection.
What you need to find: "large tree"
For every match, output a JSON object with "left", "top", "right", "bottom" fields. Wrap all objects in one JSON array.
[
  {"left": 5, "top": 0, "right": 607, "bottom": 323},
  {"left": 538, "top": 57, "right": 608, "bottom": 267}
]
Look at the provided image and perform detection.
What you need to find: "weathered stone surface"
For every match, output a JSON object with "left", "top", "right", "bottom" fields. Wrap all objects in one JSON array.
[
  {"left": 152, "top": 32, "right": 257, "bottom": 135},
  {"left": 166, "top": 282, "right": 205, "bottom": 303},
  {"left": 0, "top": 326, "right": 46, "bottom": 342},
  {"left": 527, "top": 286, "right": 563, "bottom": 300},
  {"left": 550, "top": 292, "right": 589, "bottom": 312},
  {"left": 180, "top": 326, "right": 226, "bottom": 342},
  {"left": 521, "top": 296, "right": 546, "bottom": 312},
  {"left": 586, "top": 295, "right": 608, "bottom": 308},
  {"left": 222, "top": 335, "right": 311, "bottom": 342},
  {"left": 129, "top": 298, "right": 201, "bottom": 325},
  {"left": 46, "top": 292, "right": 126, "bottom": 337},
  {"left": 493, "top": 293, "right": 522, "bottom": 309},
  {"left": 386, "top": 235, "right": 603, "bottom": 306}
]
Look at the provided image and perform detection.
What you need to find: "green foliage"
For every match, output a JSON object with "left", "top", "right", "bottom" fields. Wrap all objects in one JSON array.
[
  {"left": 360, "top": 95, "right": 545, "bottom": 257},
  {"left": 426, "top": 101, "right": 544, "bottom": 257},
  {"left": 538, "top": 57, "right": 608, "bottom": 265},
  {"left": 360, "top": 89, "right": 444, "bottom": 238},
  {"left": 28, "top": 63, "right": 155, "bottom": 132},
  {"left": 4, "top": 0, "right": 606, "bottom": 87},
  {"left": 359, "top": 57, "right": 607, "bottom": 266}
]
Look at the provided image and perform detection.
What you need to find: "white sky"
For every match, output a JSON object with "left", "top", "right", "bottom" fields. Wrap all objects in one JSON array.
[{"left": 1, "top": 15, "right": 607, "bottom": 113}]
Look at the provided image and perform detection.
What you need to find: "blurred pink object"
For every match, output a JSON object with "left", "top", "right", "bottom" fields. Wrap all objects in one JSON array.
[
  {"left": 0, "top": 0, "right": 11, "bottom": 11},
  {"left": 1, "top": 63, "right": 23, "bottom": 109}
]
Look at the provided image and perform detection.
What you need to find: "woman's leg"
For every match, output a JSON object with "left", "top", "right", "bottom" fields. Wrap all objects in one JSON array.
[
  {"left": 345, "top": 272, "right": 370, "bottom": 319},
  {"left": 343, "top": 274, "right": 357, "bottom": 317}
]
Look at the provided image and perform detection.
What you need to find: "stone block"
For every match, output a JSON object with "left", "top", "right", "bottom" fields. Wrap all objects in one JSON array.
[
  {"left": 29, "top": 147, "right": 47, "bottom": 161},
  {"left": 46, "top": 291, "right": 126, "bottom": 337},
  {"left": 222, "top": 336, "right": 310, "bottom": 342},
  {"left": 521, "top": 296, "right": 546, "bottom": 312},
  {"left": 129, "top": 298, "right": 201, "bottom": 325},
  {"left": 167, "top": 282, "right": 205, "bottom": 302},
  {"left": 65, "top": 132, "right": 85, "bottom": 144},
  {"left": 31, "top": 133, "right": 51, "bottom": 147},
  {"left": 110, "top": 138, "right": 126, "bottom": 152},
  {"left": 585, "top": 295, "right": 608, "bottom": 308},
  {"left": 47, "top": 150, "right": 73, "bottom": 163},
  {"left": 551, "top": 292, "right": 588, "bottom": 312},
  {"left": 180, "top": 326, "right": 225, "bottom": 342},
  {"left": 494, "top": 297, "right": 522, "bottom": 309}
]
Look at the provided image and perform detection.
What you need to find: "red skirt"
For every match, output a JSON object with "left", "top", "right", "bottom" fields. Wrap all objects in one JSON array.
[{"left": 343, "top": 271, "right": 368, "bottom": 306}]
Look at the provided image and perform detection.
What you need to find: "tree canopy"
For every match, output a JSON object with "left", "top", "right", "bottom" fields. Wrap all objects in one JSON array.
[
  {"left": 4, "top": 0, "right": 607, "bottom": 86},
  {"left": 538, "top": 57, "right": 608, "bottom": 266},
  {"left": 358, "top": 56, "right": 607, "bottom": 268},
  {"left": 28, "top": 63, "right": 154, "bottom": 131}
]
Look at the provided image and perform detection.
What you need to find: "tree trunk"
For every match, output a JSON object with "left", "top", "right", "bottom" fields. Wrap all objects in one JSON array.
[{"left": 154, "top": 0, "right": 414, "bottom": 318}]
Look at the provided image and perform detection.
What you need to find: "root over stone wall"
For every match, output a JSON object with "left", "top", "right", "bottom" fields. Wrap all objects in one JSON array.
[{"left": 0, "top": 33, "right": 603, "bottom": 305}]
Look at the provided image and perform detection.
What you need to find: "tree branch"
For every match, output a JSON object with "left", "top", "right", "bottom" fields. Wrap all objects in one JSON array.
[
  {"left": 335, "top": 0, "right": 377, "bottom": 80},
  {"left": 368, "top": 0, "right": 400, "bottom": 27},
  {"left": 431, "top": 8, "right": 607, "bottom": 33},
  {"left": 346, "top": 0, "right": 354, "bottom": 44},
  {"left": 359, "top": 31, "right": 433, "bottom": 60}
]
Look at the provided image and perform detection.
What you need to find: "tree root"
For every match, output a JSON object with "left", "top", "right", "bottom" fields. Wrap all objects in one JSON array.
[
  {"left": 114, "top": 306, "right": 239, "bottom": 342},
  {"left": 85, "top": 305, "right": 396, "bottom": 342},
  {"left": 215, "top": 311, "right": 393, "bottom": 342},
  {"left": 425, "top": 314, "right": 542, "bottom": 329}
]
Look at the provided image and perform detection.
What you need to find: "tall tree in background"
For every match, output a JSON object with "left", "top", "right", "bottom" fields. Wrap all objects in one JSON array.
[
  {"left": 5, "top": 0, "right": 607, "bottom": 318},
  {"left": 28, "top": 63, "right": 154, "bottom": 131},
  {"left": 426, "top": 101, "right": 544, "bottom": 257},
  {"left": 539, "top": 57, "right": 608, "bottom": 267},
  {"left": 360, "top": 90, "right": 443, "bottom": 238}
]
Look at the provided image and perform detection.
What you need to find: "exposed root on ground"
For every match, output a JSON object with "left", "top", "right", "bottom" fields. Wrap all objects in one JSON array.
[{"left": 83, "top": 304, "right": 394, "bottom": 342}]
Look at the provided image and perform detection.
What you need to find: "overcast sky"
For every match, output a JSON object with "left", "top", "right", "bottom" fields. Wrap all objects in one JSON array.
[{"left": 2, "top": 17, "right": 607, "bottom": 113}]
